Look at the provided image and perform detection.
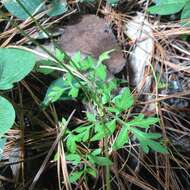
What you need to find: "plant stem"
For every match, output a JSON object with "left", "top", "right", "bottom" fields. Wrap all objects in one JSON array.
[{"left": 103, "top": 126, "right": 111, "bottom": 190}]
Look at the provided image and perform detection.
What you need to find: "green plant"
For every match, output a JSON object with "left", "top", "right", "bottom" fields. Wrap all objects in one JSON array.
[
  {"left": 41, "top": 49, "right": 168, "bottom": 184},
  {"left": 0, "top": 48, "right": 36, "bottom": 154},
  {"left": 2, "top": 0, "right": 119, "bottom": 21},
  {"left": 148, "top": 0, "right": 190, "bottom": 26},
  {"left": 2, "top": 0, "right": 68, "bottom": 20}
]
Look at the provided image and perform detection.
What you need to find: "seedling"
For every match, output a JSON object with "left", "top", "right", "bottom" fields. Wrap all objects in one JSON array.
[{"left": 41, "top": 49, "right": 168, "bottom": 183}]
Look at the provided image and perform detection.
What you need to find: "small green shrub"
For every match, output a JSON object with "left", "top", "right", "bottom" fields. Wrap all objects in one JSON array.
[{"left": 41, "top": 49, "right": 168, "bottom": 183}]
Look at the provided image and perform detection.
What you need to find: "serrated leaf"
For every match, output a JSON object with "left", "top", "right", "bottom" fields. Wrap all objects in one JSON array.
[
  {"left": 97, "top": 49, "right": 114, "bottom": 65},
  {"left": 89, "top": 155, "right": 112, "bottom": 166},
  {"left": 55, "top": 48, "right": 65, "bottom": 61},
  {"left": 80, "top": 56, "right": 94, "bottom": 71},
  {"left": 69, "top": 86, "right": 79, "bottom": 98},
  {"left": 112, "top": 87, "right": 133, "bottom": 112},
  {"left": 86, "top": 112, "right": 96, "bottom": 122},
  {"left": 73, "top": 125, "right": 93, "bottom": 133},
  {"left": 42, "top": 77, "right": 70, "bottom": 106},
  {"left": 127, "top": 114, "right": 159, "bottom": 128},
  {"left": 0, "top": 96, "right": 15, "bottom": 134},
  {"left": 131, "top": 128, "right": 168, "bottom": 153},
  {"left": 91, "top": 148, "right": 101, "bottom": 156},
  {"left": 148, "top": 0, "right": 187, "bottom": 15},
  {"left": 113, "top": 126, "right": 129, "bottom": 150},
  {"left": 91, "top": 131, "right": 104, "bottom": 141},
  {"left": 71, "top": 52, "right": 81, "bottom": 68},
  {"left": 139, "top": 141, "right": 150, "bottom": 153},
  {"left": 2, "top": 0, "right": 43, "bottom": 20},
  {"left": 69, "top": 171, "right": 83, "bottom": 183},
  {"left": 86, "top": 167, "right": 96, "bottom": 177},
  {"left": 144, "top": 133, "right": 162, "bottom": 139},
  {"left": 77, "top": 128, "right": 90, "bottom": 142},
  {"left": 148, "top": 140, "right": 168, "bottom": 153},
  {"left": 91, "top": 123, "right": 105, "bottom": 141},
  {"left": 105, "top": 120, "right": 116, "bottom": 135},
  {"left": 0, "top": 48, "right": 36, "bottom": 90},
  {"left": 66, "top": 154, "right": 81, "bottom": 165},
  {"left": 95, "top": 64, "right": 107, "bottom": 81},
  {"left": 66, "top": 135, "right": 77, "bottom": 153}
]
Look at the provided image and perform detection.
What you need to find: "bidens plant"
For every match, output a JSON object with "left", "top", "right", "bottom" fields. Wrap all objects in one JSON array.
[
  {"left": 0, "top": 48, "right": 35, "bottom": 154},
  {"left": 41, "top": 49, "right": 168, "bottom": 183}
]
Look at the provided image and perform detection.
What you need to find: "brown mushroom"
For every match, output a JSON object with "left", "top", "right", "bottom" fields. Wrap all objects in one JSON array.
[{"left": 59, "top": 14, "right": 125, "bottom": 74}]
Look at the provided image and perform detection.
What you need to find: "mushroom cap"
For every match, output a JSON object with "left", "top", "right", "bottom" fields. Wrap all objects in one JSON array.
[{"left": 59, "top": 15, "right": 125, "bottom": 74}]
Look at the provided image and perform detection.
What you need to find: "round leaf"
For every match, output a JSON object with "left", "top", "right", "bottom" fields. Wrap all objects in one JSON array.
[
  {"left": 0, "top": 48, "right": 36, "bottom": 90},
  {"left": 2, "top": 0, "right": 43, "bottom": 20},
  {"left": 0, "top": 96, "right": 15, "bottom": 134}
]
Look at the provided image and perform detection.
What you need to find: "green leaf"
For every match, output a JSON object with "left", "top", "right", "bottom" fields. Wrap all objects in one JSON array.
[
  {"left": 47, "top": 0, "right": 68, "bottom": 17},
  {"left": 148, "top": 140, "right": 168, "bottom": 153},
  {"left": 91, "top": 131, "right": 105, "bottom": 141},
  {"left": 148, "top": 0, "right": 187, "bottom": 15},
  {"left": 2, "top": 0, "right": 43, "bottom": 20},
  {"left": 113, "top": 126, "right": 129, "bottom": 150},
  {"left": 95, "top": 64, "right": 107, "bottom": 81},
  {"left": 89, "top": 155, "right": 112, "bottom": 166},
  {"left": 181, "top": 1, "right": 190, "bottom": 27},
  {"left": 144, "top": 133, "right": 162, "bottom": 139},
  {"left": 91, "top": 148, "right": 101, "bottom": 156},
  {"left": 112, "top": 87, "right": 133, "bottom": 112},
  {"left": 127, "top": 114, "right": 159, "bottom": 128},
  {"left": 73, "top": 125, "right": 93, "bottom": 133},
  {"left": 139, "top": 141, "right": 150, "bottom": 153},
  {"left": 131, "top": 128, "right": 168, "bottom": 153},
  {"left": 0, "top": 48, "right": 36, "bottom": 90},
  {"left": 69, "top": 171, "right": 83, "bottom": 183},
  {"left": 55, "top": 48, "right": 65, "bottom": 61},
  {"left": 76, "top": 128, "right": 90, "bottom": 142},
  {"left": 91, "top": 123, "right": 105, "bottom": 141},
  {"left": 69, "top": 86, "right": 79, "bottom": 98},
  {"left": 66, "top": 135, "right": 77, "bottom": 153},
  {"left": 0, "top": 96, "right": 15, "bottom": 134},
  {"left": 86, "top": 112, "right": 96, "bottom": 122},
  {"left": 0, "top": 138, "right": 6, "bottom": 160},
  {"left": 97, "top": 49, "right": 114, "bottom": 65},
  {"left": 80, "top": 56, "right": 94, "bottom": 71},
  {"left": 86, "top": 167, "right": 96, "bottom": 177},
  {"left": 107, "top": 0, "right": 119, "bottom": 6},
  {"left": 66, "top": 154, "right": 81, "bottom": 165},
  {"left": 70, "top": 52, "right": 82, "bottom": 69},
  {"left": 105, "top": 120, "right": 116, "bottom": 135},
  {"left": 42, "top": 77, "right": 70, "bottom": 106},
  {"left": 53, "top": 152, "right": 59, "bottom": 161}
]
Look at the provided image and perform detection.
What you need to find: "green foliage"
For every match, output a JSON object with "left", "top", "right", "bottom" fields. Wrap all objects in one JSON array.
[
  {"left": 0, "top": 48, "right": 36, "bottom": 158},
  {"left": 0, "top": 48, "right": 36, "bottom": 90},
  {"left": 47, "top": 0, "right": 68, "bottom": 17},
  {"left": 2, "top": 0, "right": 120, "bottom": 21},
  {"left": 106, "top": 0, "right": 120, "bottom": 6},
  {"left": 0, "top": 96, "right": 15, "bottom": 134},
  {"left": 0, "top": 138, "right": 6, "bottom": 160},
  {"left": 43, "top": 49, "right": 168, "bottom": 184},
  {"left": 2, "top": 0, "right": 68, "bottom": 20},
  {"left": 2, "top": 0, "right": 43, "bottom": 20},
  {"left": 148, "top": 0, "right": 190, "bottom": 27}
]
